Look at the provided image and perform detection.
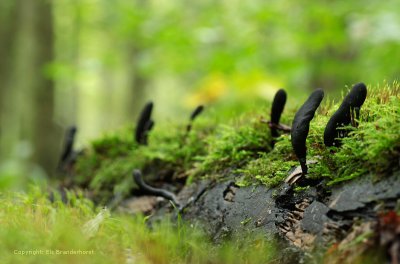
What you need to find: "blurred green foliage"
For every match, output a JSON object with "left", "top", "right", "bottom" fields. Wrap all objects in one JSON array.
[
  {"left": 0, "top": 188, "right": 279, "bottom": 264},
  {"left": 2, "top": 0, "right": 400, "bottom": 179},
  {"left": 51, "top": 0, "right": 400, "bottom": 148},
  {"left": 54, "top": 0, "right": 400, "bottom": 97}
]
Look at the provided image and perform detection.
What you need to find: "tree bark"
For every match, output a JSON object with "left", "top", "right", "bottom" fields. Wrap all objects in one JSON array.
[
  {"left": 0, "top": 1, "right": 18, "bottom": 159},
  {"left": 0, "top": 0, "right": 60, "bottom": 176}
]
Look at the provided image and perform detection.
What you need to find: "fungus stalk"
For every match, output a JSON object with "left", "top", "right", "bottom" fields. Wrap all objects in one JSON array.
[
  {"left": 291, "top": 89, "right": 324, "bottom": 176},
  {"left": 324, "top": 83, "right": 367, "bottom": 147},
  {"left": 132, "top": 169, "right": 180, "bottom": 208},
  {"left": 186, "top": 105, "right": 204, "bottom": 133},
  {"left": 265, "top": 89, "right": 291, "bottom": 147},
  {"left": 135, "top": 101, "right": 154, "bottom": 145},
  {"left": 58, "top": 126, "right": 77, "bottom": 172}
]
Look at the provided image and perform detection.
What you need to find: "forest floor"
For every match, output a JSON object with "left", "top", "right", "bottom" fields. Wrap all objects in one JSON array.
[{"left": 1, "top": 82, "right": 400, "bottom": 264}]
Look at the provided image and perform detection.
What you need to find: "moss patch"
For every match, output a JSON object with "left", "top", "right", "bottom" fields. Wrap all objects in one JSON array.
[
  {"left": 74, "top": 82, "right": 400, "bottom": 201},
  {"left": 74, "top": 118, "right": 216, "bottom": 203},
  {"left": 239, "top": 81, "right": 400, "bottom": 187}
]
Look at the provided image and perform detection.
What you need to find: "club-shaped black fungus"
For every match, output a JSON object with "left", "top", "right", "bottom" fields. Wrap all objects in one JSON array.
[
  {"left": 132, "top": 169, "right": 180, "bottom": 207},
  {"left": 270, "top": 89, "right": 287, "bottom": 138},
  {"left": 142, "top": 120, "right": 154, "bottom": 145},
  {"left": 58, "top": 126, "right": 77, "bottom": 168},
  {"left": 144, "top": 120, "right": 154, "bottom": 132},
  {"left": 135, "top": 101, "right": 154, "bottom": 145},
  {"left": 324, "top": 83, "right": 367, "bottom": 147},
  {"left": 186, "top": 105, "right": 205, "bottom": 133},
  {"left": 323, "top": 106, "right": 350, "bottom": 147},
  {"left": 291, "top": 89, "right": 324, "bottom": 175},
  {"left": 271, "top": 89, "right": 287, "bottom": 124},
  {"left": 345, "top": 82, "right": 367, "bottom": 122},
  {"left": 190, "top": 105, "right": 204, "bottom": 121},
  {"left": 343, "top": 82, "right": 367, "bottom": 109}
]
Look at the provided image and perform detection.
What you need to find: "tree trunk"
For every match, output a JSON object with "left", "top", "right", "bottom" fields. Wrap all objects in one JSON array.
[
  {"left": 0, "top": 1, "right": 18, "bottom": 159},
  {"left": 0, "top": 0, "right": 60, "bottom": 176}
]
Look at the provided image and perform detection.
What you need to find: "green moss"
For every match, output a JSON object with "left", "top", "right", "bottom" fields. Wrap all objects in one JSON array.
[
  {"left": 142, "top": 119, "right": 214, "bottom": 174},
  {"left": 74, "top": 117, "right": 215, "bottom": 203},
  {"left": 235, "top": 81, "right": 400, "bottom": 187},
  {"left": 309, "top": 81, "right": 400, "bottom": 185},
  {"left": 236, "top": 134, "right": 297, "bottom": 187},
  {"left": 196, "top": 114, "right": 273, "bottom": 178},
  {"left": 75, "top": 82, "right": 400, "bottom": 199}
]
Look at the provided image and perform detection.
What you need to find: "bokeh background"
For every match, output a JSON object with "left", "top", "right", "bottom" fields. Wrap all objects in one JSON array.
[{"left": 0, "top": 0, "right": 399, "bottom": 180}]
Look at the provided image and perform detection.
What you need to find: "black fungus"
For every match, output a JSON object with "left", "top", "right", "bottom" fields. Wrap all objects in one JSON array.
[
  {"left": 323, "top": 106, "right": 350, "bottom": 147},
  {"left": 132, "top": 169, "right": 180, "bottom": 207},
  {"left": 291, "top": 89, "right": 324, "bottom": 175},
  {"left": 190, "top": 105, "right": 204, "bottom": 121},
  {"left": 144, "top": 120, "right": 154, "bottom": 134},
  {"left": 186, "top": 105, "right": 205, "bottom": 133},
  {"left": 271, "top": 89, "right": 287, "bottom": 124},
  {"left": 60, "top": 126, "right": 77, "bottom": 163},
  {"left": 58, "top": 126, "right": 77, "bottom": 170},
  {"left": 345, "top": 82, "right": 367, "bottom": 123},
  {"left": 270, "top": 89, "right": 287, "bottom": 139},
  {"left": 324, "top": 83, "right": 367, "bottom": 147},
  {"left": 135, "top": 101, "right": 154, "bottom": 145},
  {"left": 58, "top": 126, "right": 85, "bottom": 173}
]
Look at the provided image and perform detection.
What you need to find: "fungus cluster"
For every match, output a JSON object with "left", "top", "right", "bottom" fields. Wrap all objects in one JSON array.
[
  {"left": 324, "top": 83, "right": 367, "bottom": 147},
  {"left": 83, "top": 83, "right": 369, "bottom": 205},
  {"left": 286, "top": 83, "right": 367, "bottom": 183},
  {"left": 131, "top": 103, "right": 206, "bottom": 208},
  {"left": 291, "top": 89, "right": 325, "bottom": 176},
  {"left": 135, "top": 102, "right": 154, "bottom": 145}
]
